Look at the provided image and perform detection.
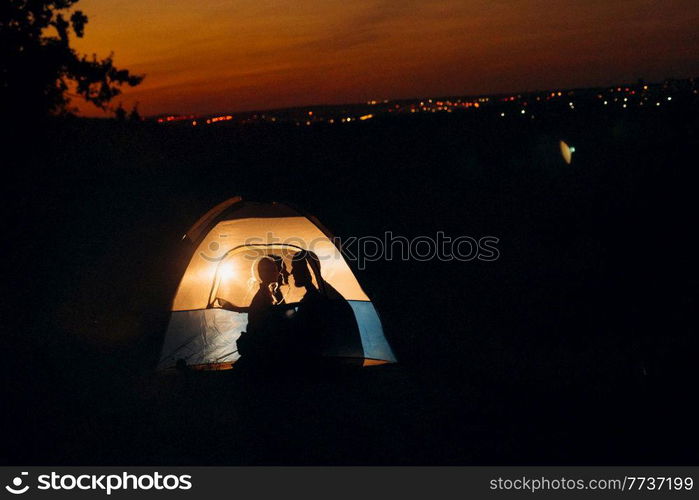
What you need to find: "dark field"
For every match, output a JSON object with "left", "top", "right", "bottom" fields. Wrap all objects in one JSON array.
[{"left": 4, "top": 103, "right": 698, "bottom": 464}]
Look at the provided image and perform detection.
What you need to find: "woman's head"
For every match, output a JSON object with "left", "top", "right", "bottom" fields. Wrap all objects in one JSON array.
[{"left": 255, "top": 256, "right": 280, "bottom": 284}]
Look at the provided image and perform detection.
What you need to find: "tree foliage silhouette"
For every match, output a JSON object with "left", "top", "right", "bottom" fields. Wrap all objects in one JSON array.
[{"left": 1, "top": 0, "right": 144, "bottom": 118}]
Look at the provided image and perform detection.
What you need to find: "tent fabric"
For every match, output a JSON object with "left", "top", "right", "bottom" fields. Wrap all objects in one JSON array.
[
  {"left": 158, "top": 301, "right": 394, "bottom": 368},
  {"left": 159, "top": 309, "right": 245, "bottom": 367},
  {"left": 172, "top": 216, "right": 369, "bottom": 311},
  {"left": 348, "top": 301, "right": 395, "bottom": 362},
  {"left": 158, "top": 199, "right": 396, "bottom": 370},
  {"left": 184, "top": 196, "right": 241, "bottom": 243}
]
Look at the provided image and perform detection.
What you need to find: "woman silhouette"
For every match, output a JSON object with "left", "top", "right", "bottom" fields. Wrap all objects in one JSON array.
[{"left": 216, "top": 255, "right": 289, "bottom": 367}]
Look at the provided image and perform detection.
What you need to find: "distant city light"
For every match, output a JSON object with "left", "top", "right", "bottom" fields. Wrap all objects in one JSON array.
[
  {"left": 150, "top": 79, "right": 692, "bottom": 127},
  {"left": 206, "top": 115, "right": 233, "bottom": 124},
  {"left": 157, "top": 114, "right": 195, "bottom": 123}
]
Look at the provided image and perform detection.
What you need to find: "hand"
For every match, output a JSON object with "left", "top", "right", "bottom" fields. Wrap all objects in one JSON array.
[{"left": 217, "top": 298, "right": 234, "bottom": 309}]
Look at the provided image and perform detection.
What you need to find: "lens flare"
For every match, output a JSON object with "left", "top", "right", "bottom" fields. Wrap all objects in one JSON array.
[{"left": 560, "top": 140, "right": 575, "bottom": 165}]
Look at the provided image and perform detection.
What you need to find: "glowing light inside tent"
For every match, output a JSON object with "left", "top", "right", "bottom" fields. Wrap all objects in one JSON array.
[
  {"left": 559, "top": 140, "right": 576, "bottom": 165},
  {"left": 219, "top": 261, "right": 237, "bottom": 281}
]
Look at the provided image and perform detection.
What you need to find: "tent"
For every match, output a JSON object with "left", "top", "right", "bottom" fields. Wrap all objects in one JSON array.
[{"left": 158, "top": 197, "right": 396, "bottom": 370}]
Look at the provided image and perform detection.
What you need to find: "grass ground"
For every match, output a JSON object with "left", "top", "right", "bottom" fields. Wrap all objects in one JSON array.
[{"left": 4, "top": 104, "right": 698, "bottom": 464}]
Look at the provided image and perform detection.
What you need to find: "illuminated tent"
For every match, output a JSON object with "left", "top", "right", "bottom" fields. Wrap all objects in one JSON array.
[{"left": 158, "top": 197, "right": 396, "bottom": 370}]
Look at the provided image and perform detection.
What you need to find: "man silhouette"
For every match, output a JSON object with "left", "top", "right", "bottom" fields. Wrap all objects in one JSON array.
[{"left": 288, "top": 250, "right": 364, "bottom": 364}]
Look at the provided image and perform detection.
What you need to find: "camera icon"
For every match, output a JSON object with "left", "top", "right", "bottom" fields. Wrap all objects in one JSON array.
[{"left": 5, "top": 472, "right": 29, "bottom": 495}]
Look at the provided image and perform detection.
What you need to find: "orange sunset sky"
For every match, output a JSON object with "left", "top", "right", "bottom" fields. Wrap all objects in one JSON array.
[{"left": 72, "top": 0, "right": 699, "bottom": 117}]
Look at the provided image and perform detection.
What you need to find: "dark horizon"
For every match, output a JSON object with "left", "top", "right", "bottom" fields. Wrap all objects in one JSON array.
[{"left": 138, "top": 75, "right": 693, "bottom": 120}]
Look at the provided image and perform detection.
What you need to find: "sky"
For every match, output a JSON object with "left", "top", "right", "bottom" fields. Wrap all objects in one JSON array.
[{"left": 72, "top": 0, "right": 699, "bottom": 117}]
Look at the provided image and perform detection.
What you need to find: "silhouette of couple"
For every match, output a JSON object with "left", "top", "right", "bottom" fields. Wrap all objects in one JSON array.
[{"left": 216, "top": 250, "right": 360, "bottom": 371}]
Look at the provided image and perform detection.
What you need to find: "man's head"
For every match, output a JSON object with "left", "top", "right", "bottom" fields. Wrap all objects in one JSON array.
[{"left": 290, "top": 250, "right": 321, "bottom": 288}]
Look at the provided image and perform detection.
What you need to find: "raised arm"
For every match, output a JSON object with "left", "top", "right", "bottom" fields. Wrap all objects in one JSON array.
[{"left": 209, "top": 297, "right": 249, "bottom": 313}]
